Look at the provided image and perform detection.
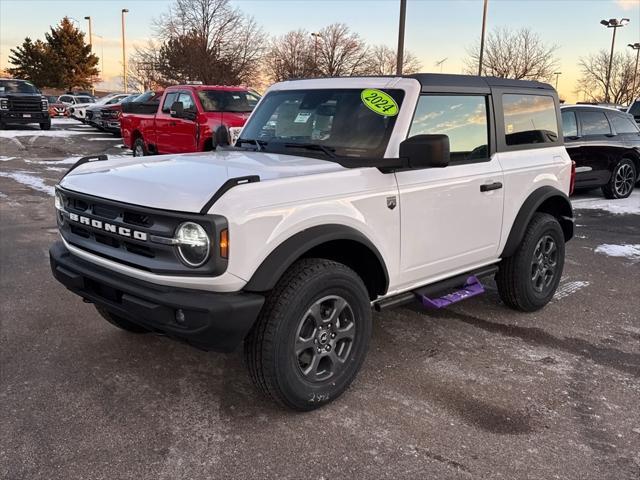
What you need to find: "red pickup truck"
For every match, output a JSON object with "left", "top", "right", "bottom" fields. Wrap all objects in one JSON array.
[{"left": 121, "top": 84, "right": 260, "bottom": 156}]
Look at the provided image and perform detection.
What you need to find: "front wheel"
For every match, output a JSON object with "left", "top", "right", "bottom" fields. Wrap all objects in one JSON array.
[
  {"left": 132, "top": 137, "right": 147, "bottom": 157},
  {"left": 244, "top": 258, "right": 372, "bottom": 411},
  {"left": 602, "top": 158, "right": 636, "bottom": 199},
  {"left": 496, "top": 213, "right": 565, "bottom": 312},
  {"left": 40, "top": 119, "right": 51, "bottom": 130}
]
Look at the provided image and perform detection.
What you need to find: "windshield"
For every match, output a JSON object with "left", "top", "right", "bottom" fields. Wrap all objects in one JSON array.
[
  {"left": 197, "top": 90, "right": 261, "bottom": 112},
  {"left": 77, "top": 96, "right": 94, "bottom": 103},
  {"left": 0, "top": 80, "right": 39, "bottom": 94},
  {"left": 47, "top": 96, "right": 58, "bottom": 103},
  {"left": 238, "top": 88, "right": 404, "bottom": 158}
]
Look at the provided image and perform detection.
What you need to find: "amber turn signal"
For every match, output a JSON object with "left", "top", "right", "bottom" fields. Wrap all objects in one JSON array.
[{"left": 219, "top": 229, "right": 229, "bottom": 258}]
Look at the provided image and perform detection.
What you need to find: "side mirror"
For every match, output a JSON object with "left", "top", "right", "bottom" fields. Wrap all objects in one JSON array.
[
  {"left": 170, "top": 101, "right": 184, "bottom": 118},
  {"left": 399, "top": 134, "right": 450, "bottom": 169}
]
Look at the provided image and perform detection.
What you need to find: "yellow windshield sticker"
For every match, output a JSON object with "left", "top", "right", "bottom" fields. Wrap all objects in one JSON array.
[{"left": 361, "top": 89, "right": 399, "bottom": 117}]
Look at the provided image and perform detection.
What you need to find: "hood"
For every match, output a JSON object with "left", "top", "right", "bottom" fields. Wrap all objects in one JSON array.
[{"left": 59, "top": 149, "right": 345, "bottom": 213}]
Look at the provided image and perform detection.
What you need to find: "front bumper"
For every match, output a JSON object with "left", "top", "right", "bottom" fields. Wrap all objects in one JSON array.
[
  {"left": 1, "top": 111, "right": 49, "bottom": 123},
  {"left": 49, "top": 241, "right": 265, "bottom": 352}
]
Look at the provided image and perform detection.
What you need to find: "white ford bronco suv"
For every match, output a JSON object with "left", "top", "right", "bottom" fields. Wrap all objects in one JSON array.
[{"left": 50, "top": 74, "right": 574, "bottom": 410}]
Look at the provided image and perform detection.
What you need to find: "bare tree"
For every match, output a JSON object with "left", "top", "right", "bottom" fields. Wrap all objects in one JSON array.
[
  {"left": 265, "top": 30, "right": 316, "bottom": 82},
  {"left": 466, "top": 27, "right": 559, "bottom": 81},
  {"left": 127, "top": 41, "right": 171, "bottom": 91},
  {"left": 315, "top": 23, "right": 369, "bottom": 77},
  {"left": 152, "top": 0, "right": 266, "bottom": 85},
  {"left": 364, "top": 45, "right": 422, "bottom": 76},
  {"left": 576, "top": 50, "right": 637, "bottom": 105}
]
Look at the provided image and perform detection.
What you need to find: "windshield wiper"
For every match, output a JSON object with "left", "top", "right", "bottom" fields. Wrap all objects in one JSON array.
[
  {"left": 283, "top": 143, "right": 337, "bottom": 158},
  {"left": 236, "top": 138, "right": 267, "bottom": 151}
]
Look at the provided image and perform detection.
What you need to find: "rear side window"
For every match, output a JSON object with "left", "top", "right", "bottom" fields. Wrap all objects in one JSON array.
[
  {"left": 162, "top": 93, "right": 178, "bottom": 113},
  {"left": 579, "top": 111, "right": 611, "bottom": 135},
  {"left": 502, "top": 94, "right": 558, "bottom": 146},
  {"left": 610, "top": 114, "right": 639, "bottom": 134},
  {"left": 409, "top": 95, "right": 490, "bottom": 163},
  {"left": 561, "top": 111, "right": 578, "bottom": 137}
]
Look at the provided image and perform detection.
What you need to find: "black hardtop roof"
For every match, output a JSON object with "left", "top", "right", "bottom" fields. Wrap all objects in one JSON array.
[{"left": 407, "top": 73, "right": 554, "bottom": 91}]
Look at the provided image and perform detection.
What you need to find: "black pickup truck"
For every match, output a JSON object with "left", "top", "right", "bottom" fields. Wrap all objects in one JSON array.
[{"left": 0, "top": 79, "right": 51, "bottom": 130}]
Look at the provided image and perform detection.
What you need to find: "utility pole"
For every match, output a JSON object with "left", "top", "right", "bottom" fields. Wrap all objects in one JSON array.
[
  {"left": 601, "top": 18, "right": 630, "bottom": 103},
  {"left": 122, "top": 9, "right": 129, "bottom": 93},
  {"left": 84, "top": 16, "right": 94, "bottom": 95},
  {"left": 311, "top": 32, "right": 321, "bottom": 75},
  {"left": 478, "top": 0, "right": 489, "bottom": 76},
  {"left": 396, "top": 0, "right": 407, "bottom": 75},
  {"left": 629, "top": 43, "right": 640, "bottom": 100},
  {"left": 553, "top": 72, "right": 562, "bottom": 90}
]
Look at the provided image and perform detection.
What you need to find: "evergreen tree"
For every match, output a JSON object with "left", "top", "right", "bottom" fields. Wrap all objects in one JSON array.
[
  {"left": 44, "top": 17, "right": 99, "bottom": 89},
  {"left": 7, "top": 38, "right": 52, "bottom": 87}
]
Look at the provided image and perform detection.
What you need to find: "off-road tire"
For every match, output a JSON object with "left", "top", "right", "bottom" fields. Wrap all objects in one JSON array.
[
  {"left": 40, "top": 119, "right": 51, "bottom": 130},
  {"left": 602, "top": 158, "right": 636, "bottom": 199},
  {"left": 244, "top": 258, "right": 372, "bottom": 411},
  {"left": 95, "top": 306, "right": 150, "bottom": 333},
  {"left": 496, "top": 213, "right": 565, "bottom": 312},
  {"left": 132, "top": 137, "right": 147, "bottom": 157}
]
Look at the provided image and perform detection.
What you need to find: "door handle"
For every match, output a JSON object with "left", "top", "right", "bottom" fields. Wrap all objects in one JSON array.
[{"left": 480, "top": 182, "right": 503, "bottom": 192}]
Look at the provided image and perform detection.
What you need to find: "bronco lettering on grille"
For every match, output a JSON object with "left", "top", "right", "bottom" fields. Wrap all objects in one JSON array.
[{"left": 68, "top": 212, "right": 148, "bottom": 241}]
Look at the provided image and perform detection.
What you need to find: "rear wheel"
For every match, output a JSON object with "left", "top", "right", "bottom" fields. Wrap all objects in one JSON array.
[
  {"left": 133, "top": 137, "right": 147, "bottom": 157},
  {"left": 244, "top": 258, "right": 372, "bottom": 411},
  {"left": 95, "top": 306, "right": 150, "bottom": 333},
  {"left": 496, "top": 213, "right": 565, "bottom": 312},
  {"left": 40, "top": 119, "right": 51, "bottom": 130},
  {"left": 602, "top": 158, "right": 636, "bottom": 199}
]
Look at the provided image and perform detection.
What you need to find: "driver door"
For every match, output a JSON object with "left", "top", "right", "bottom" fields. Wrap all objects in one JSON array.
[{"left": 395, "top": 94, "right": 504, "bottom": 288}]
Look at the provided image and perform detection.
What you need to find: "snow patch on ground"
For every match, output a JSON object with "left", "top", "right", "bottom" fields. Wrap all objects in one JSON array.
[
  {"left": 594, "top": 244, "right": 640, "bottom": 261},
  {"left": 0, "top": 129, "right": 89, "bottom": 138},
  {"left": 25, "top": 156, "right": 80, "bottom": 165},
  {"left": 572, "top": 191, "right": 640, "bottom": 215},
  {"left": 0, "top": 156, "right": 16, "bottom": 162},
  {"left": 0, "top": 171, "right": 54, "bottom": 196},
  {"left": 87, "top": 137, "right": 121, "bottom": 141},
  {"left": 553, "top": 280, "right": 590, "bottom": 301}
]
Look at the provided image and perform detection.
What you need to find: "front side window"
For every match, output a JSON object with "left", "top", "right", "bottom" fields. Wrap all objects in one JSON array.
[
  {"left": 579, "top": 111, "right": 611, "bottom": 135},
  {"left": 561, "top": 110, "right": 578, "bottom": 137},
  {"left": 162, "top": 92, "right": 178, "bottom": 113},
  {"left": 628, "top": 100, "right": 640, "bottom": 117},
  {"left": 610, "top": 114, "right": 639, "bottom": 134},
  {"left": 239, "top": 89, "right": 404, "bottom": 159},
  {"left": 409, "top": 95, "right": 489, "bottom": 163},
  {"left": 178, "top": 93, "right": 195, "bottom": 111},
  {"left": 503, "top": 94, "right": 558, "bottom": 146}
]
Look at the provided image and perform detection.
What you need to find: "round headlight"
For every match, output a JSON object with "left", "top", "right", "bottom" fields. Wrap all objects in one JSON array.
[
  {"left": 175, "top": 222, "right": 210, "bottom": 267},
  {"left": 54, "top": 190, "right": 64, "bottom": 211}
]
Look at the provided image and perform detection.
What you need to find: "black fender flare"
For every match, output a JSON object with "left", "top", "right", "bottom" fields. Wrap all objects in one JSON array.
[
  {"left": 244, "top": 224, "right": 389, "bottom": 293},
  {"left": 501, "top": 186, "right": 574, "bottom": 258}
]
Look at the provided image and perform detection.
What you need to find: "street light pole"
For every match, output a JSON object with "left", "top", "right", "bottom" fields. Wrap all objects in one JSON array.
[
  {"left": 311, "top": 32, "right": 321, "bottom": 75},
  {"left": 629, "top": 43, "right": 640, "bottom": 100},
  {"left": 121, "top": 9, "right": 129, "bottom": 93},
  {"left": 84, "top": 16, "right": 94, "bottom": 95},
  {"left": 553, "top": 72, "right": 562, "bottom": 90},
  {"left": 396, "top": 0, "right": 407, "bottom": 75},
  {"left": 478, "top": 0, "right": 489, "bottom": 76},
  {"left": 601, "top": 18, "right": 630, "bottom": 103}
]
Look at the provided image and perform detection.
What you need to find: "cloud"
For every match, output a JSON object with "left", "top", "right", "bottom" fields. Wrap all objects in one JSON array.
[{"left": 616, "top": 0, "right": 639, "bottom": 10}]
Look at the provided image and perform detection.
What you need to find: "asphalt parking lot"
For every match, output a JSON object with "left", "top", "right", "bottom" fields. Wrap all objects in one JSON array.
[{"left": 1, "top": 119, "right": 639, "bottom": 479}]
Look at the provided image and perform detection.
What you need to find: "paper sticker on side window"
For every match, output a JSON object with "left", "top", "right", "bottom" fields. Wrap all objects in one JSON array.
[{"left": 294, "top": 112, "right": 312, "bottom": 123}]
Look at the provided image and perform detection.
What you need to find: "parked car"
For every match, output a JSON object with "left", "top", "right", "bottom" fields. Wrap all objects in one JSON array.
[
  {"left": 627, "top": 97, "right": 640, "bottom": 124},
  {"left": 58, "top": 94, "right": 95, "bottom": 107},
  {"left": 51, "top": 74, "right": 575, "bottom": 410},
  {"left": 85, "top": 93, "right": 131, "bottom": 128},
  {"left": 47, "top": 96, "right": 67, "bottom": 117},
  {"left": 121, "top": 84, "right": 260, "bottom": 156},
  {"left": 561, "top": 105, "right": 640, "bottom": 198},
  {"left": 0, "top": 78, "right": 50, "bottom": 130},
  {"left": 69, "top": 93, "right": 127, "bottom": 123},
  {"left": 98, "top": 93, "right": 149, "bottom": 135}
]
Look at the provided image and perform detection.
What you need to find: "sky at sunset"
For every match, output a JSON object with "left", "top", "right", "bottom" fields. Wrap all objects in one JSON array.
[{"left": 1, "top": 0, "right": 639, "bottom": 101}]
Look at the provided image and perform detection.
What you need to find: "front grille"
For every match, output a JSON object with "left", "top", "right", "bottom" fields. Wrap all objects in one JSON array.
[
  {"left": 86, "top": 110, "right": 94, "bottom": 120},
  {"left": 57, "top": 188, "right": 228, "bottom": 276},
  {"left": 9, "top": 98, "right": 42, "bottom": 112}
]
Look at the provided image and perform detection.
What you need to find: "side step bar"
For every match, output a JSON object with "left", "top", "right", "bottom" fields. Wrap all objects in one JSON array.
[{"left": 374, "top": 264, "right": 498, "bottom": 312}]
